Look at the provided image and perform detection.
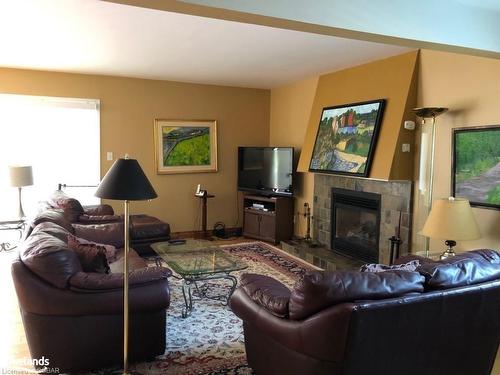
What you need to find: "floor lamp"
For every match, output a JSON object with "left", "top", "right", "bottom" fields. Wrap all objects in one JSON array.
[
  {"left": 95, "top": 156, "right": 157, "bottom": 375},
  {"left": 9, "top": 165, "right": 33, "bottom": 219},
  {"left": 412, "top": 107, "right": 448, "bottom": 255}
]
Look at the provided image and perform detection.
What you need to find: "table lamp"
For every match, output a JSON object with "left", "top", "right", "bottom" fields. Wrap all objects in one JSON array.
[
  {"left": 9, "top": 165, "right": 33, "bottom": 218},
  {"left": 95, "top": 156, "right": 157, "bottom": 375},
  {"left": 421, "top": 197, "right": 480, "bottom": 259}
]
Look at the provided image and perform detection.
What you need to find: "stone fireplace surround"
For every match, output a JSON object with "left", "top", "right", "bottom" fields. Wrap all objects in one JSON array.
[{"left": 313, "top": 174, "right": 412, "bottom": 264}]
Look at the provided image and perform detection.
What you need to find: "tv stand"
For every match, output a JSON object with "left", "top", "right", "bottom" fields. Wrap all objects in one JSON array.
[{"left": 242, "top": 194, "right": 293, "bottom": 244}]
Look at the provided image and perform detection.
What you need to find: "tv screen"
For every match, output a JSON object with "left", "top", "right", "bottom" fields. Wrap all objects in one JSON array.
[{"left": 238, "top": 147, "right": 293, "bottom": 196}]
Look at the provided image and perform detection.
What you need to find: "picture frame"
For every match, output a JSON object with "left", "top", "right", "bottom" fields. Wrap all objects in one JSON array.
[
  {"left": 451, "top": 125, "right": 500, "bottom": 210},
  {"left": 154, "top": 119, "right": 218, "bottom": 174},
  {"left": 309, "top": 99, "right": 385, "bottom": 177}
]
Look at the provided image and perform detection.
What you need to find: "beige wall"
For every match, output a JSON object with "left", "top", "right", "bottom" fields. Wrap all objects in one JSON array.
[
  {"left": 417, "top": 50, "right": 500, "bottom": 251},
  {"left": 269, "top": 76, "right": 318, "bottom": 237},
  {"left": 0, "top": 68, "right": 270, "bottom": 232}
]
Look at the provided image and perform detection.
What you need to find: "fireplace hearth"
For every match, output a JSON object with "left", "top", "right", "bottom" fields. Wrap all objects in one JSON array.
[{"left": 331, "top": 188, "right": 381, "bottom": 263}]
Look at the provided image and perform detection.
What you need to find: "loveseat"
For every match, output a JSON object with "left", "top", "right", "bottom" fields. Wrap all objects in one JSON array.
[
  {"left": 230, "top": 249, "right": 500, "bottom": 375},
  {"left": 44, "top": 190, "right": 170, "bottom": 255},
  {"left": 12, "top": 209, "right": 172, "bottom": 373}
]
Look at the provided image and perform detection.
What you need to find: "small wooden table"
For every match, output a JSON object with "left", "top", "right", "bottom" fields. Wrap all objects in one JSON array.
[
  {"left": 0, "top": 219, "right": 26, "bottom": 251},
  {"left": 196, "top": 193, "right": 214, "bottom": 239}
]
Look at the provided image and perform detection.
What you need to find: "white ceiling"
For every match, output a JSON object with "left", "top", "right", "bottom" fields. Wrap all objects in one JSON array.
[{"left": 0, "top": 0, "right": 412, "bottom": 89}]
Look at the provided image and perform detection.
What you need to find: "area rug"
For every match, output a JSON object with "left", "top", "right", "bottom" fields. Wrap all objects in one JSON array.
[{"left": 87, "top": 241, "right": 317, "bottom": 375}]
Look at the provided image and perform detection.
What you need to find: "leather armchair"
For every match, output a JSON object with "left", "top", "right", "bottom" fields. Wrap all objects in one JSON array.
[
  {"left": 12, "top": 212, "right": 172, "bottom": 373},
  {"left": 230, "top": 250, "right": 500, "bottom": 375}
]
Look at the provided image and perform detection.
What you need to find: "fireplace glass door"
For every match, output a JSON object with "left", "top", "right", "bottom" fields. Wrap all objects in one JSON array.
[{"left": 331, "top": 188, "right": 381, "bottom": 263}]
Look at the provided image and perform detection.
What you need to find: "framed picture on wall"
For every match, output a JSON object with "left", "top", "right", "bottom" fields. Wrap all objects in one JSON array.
[
  {"left": 308, "top": 99, "right": 385, "bottom": 177},
  {"left": 154, "top": 119, "right": 218, "bottom": 174},
  {"left": 452, "top": 125, "right": 500, "bottom": 210}
]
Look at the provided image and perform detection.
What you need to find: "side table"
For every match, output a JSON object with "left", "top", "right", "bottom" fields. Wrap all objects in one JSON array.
[{"left": 0, "top": 219, "right": 26, "bottom": 251}]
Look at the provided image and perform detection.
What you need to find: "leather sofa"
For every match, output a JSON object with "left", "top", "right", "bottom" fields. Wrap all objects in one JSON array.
[
  {"left": 12, "top": 210, "right": 172, "bottom": 373},
  {"left": 230, "top": 249, "right": 500, "bottom": 375},
  {"left": 44, "top": 190, "right": 170, "bottom": 255}
]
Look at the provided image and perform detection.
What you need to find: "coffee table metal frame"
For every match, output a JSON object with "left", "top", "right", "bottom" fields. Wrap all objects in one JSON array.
[{"left": 151, "top": 241, "right": 247, "bottom": 318}]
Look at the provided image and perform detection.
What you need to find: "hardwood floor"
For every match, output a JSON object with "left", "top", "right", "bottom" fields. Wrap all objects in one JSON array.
[
  {"left": 1, "top": 238, "right": 499, "bottom": 374},
  {"left": 0, "top": 250, "right": 32, "bottom": 372}
]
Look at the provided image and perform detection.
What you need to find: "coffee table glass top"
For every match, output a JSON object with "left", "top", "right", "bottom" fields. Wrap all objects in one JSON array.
[{"left": 151, "top": 239, "right": 247, "bottom": 277}]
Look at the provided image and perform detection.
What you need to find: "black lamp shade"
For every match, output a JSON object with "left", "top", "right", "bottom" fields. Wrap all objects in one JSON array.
[{"left": 95, "top": 158, "right": 157, "bottom": 201}]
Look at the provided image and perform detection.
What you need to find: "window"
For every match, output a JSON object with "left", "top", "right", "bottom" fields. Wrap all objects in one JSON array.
[{"left": 0, "top": 94, "right": 100, "bottom": 218}]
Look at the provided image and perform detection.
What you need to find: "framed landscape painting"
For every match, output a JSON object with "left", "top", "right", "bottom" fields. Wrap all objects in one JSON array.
[
  {"left": 452, "top": 125, "right": 500, "bottom": 210},
  {"left": 309, "top": 99, "right": 385, "bottom": 177},
  {"left": 154, "top": 119, "right": 218, "bottom": 174}
]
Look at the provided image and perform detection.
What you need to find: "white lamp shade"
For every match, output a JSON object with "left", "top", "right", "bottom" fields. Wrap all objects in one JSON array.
[
  {"left": 9, "top": 166, "right": 33, "bottom": 187},
  {"left": 421, "top": 197, "right": 480, "bottom": 240}
]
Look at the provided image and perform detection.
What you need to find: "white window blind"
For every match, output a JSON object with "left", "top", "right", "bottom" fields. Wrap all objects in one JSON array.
[{"left": 0, "top": 94, "right": 100, "bottom": 219}]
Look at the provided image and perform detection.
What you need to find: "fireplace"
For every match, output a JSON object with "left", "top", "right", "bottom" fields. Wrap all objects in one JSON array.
[{"left": 331, "top": 188, "right": 381, "bottom": 263}]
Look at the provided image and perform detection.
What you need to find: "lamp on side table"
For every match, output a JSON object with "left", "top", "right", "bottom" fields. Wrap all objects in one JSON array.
[
  {"left": 421, "top": 197, "right": 480, "bottom": 260},
  {"left": 9, "top": 165, "right": 33, "bottom": 219}
]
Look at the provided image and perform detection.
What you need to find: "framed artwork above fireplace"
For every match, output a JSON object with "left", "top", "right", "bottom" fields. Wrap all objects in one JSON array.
[{"left": 309, "top": 99, "right": 385, "bottom": 177}]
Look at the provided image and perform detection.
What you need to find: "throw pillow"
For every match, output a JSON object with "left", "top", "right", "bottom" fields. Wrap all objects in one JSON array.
[
  {"left": 360, "top": 260, "right": 421, "bottom": 273},
  {"left": 68, "top": 234, "right": 117, "bottom": 263},
  {"left": 67, "top": 236, "right": 110, "bottom": 274}
]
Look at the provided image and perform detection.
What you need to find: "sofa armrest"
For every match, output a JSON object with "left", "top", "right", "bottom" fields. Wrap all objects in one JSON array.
[
  {"left": 72, "top": 222, "right": 124, "bottom": 248},
  {"left": 83, "top": 204, "right": 115, "bottom": 216},
  {"left": 78, "top": 214, "right": 122, "bottom": 224},
  {"left": 229, "top": 287, "right": 352, "bottom": 363},
  {"left": 239, "top": 273, "right": 291, "bottom": 318},
  {"left": 69, "top": 267, "right": 172, "bottom": 291},
  {"left": 12, "top": 259, "right": 170, "bottom": 316}
]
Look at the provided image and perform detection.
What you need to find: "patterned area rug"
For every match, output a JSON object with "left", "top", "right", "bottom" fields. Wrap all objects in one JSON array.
[{"left": 87, "top": 241, "right": 316, "bottom": 375}]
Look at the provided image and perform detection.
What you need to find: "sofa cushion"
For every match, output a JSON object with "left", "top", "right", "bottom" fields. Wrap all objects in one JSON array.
[
  {"left": 48, "top": 190, "right": 85, "bottom": 222},
  {"left": 20, "top": 230, "right": 82, "bottom": 289},
  {"left": 289, "top": 270, "right": 425, "bottom": 320},
  {"left": 68, "top": 234, "right": 117, "bottom": 263},
  {"left": 69, "top": 266, "right": 172, "bottom": 291},
  {"left": 82, "top": 204, "right": 115, "bottom": 216},
  {"left": 31, "top": 221, "right": 71, "bottom": 243},
  {"left": 109, "top": 248, "right": 148, "bottom": 273},
  {"left": 77, "top": 214, "right": 122, "bottom": 224},
  {"left": 240, "top": 273, "right": 291, "bottom": 318},
  {"left": 27, "top": 210, "right": 74, "bottom": 236},
  {"left": 417, "top": 249, "right": 500, "bottom": 290},
  {"left": 72, "top": 222, "right": 124, "bottom": 248}
]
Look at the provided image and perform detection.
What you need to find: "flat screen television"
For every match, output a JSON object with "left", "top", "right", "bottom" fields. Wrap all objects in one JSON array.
[{"left": 238, "top": 147, "right": 293, "bottom": 197}]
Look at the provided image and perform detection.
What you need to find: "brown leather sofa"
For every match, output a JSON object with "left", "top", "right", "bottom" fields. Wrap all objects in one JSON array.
[
  {"left": 230, "top": 249, "right": 500, "bottom": 375},
  {"left": 12, "top": 210, "right": 172, "bottom": 373},
  {"left": 44, "top": 190, "right": 170, "bottom": 255}
]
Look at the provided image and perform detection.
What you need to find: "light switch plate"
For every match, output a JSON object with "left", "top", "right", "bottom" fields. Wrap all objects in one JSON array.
[
  {"left": 402, "top": 144, "right": 411, "bottom": 152},
  {"left": 404, "top": 120, "right": 416, "bottom": 130},
  {"left": 106, "top": 152, "right": 113, "bottom": 161}
]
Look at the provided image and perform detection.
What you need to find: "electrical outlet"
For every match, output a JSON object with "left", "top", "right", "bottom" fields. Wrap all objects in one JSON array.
[{"left": 106, "top": 152, "right": 113, "bottom": 161}]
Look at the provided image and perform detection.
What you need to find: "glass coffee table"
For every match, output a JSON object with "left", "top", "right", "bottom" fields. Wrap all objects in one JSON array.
[{"left": 151, "top": 239, "right": 248, "bottom": 318}]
